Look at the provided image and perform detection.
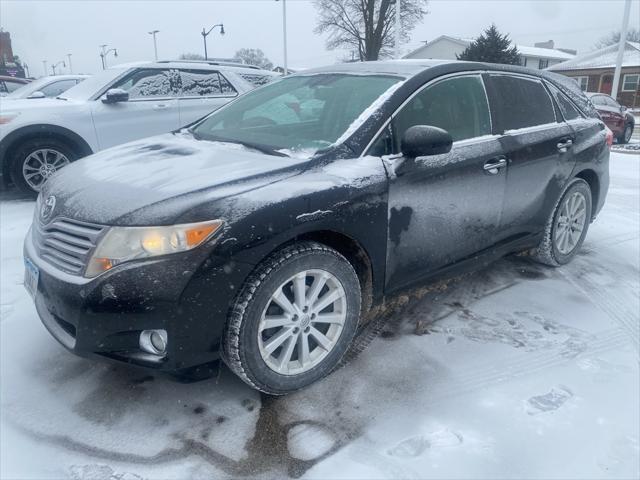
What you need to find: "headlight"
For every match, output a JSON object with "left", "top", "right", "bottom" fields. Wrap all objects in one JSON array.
[
  {"left": 0, "top": 113, "right": 19, "bottom": 124},
  {"left": 85, "top": 220, "right": 223, "bottom": 278}
]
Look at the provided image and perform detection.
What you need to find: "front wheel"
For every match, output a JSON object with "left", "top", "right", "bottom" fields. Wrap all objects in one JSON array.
[
  {"left": 222, "top": 242, "right": 361, "bottom": 395},
  {"left": 10, "top": 138, "right": 77, "bottom": 196},
  {"left": 619, "top": 124, "right": 633, "bottom": 144},
  {"left": 532, "top": 179, "right": 592, "bottom": 266}
]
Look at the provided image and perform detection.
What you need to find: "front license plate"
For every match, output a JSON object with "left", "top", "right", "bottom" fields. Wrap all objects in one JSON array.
[{"left": 24, "top": 257, "right": 39, "bottom": 299}]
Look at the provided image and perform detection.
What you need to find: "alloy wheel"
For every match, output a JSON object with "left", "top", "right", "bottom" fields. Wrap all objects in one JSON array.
[
  {"left": 22, "top": 148, "right": 70, "bottom": 191},
  {"left": 258, "top": 269, "right": 347, "bottom": 375},
  {"left": 554, "top": 191, "right": 587, "bottom": 255}
]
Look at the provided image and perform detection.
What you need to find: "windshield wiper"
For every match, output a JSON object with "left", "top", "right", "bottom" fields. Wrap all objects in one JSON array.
[{"left": 197, "top": 135, "right": 290, "bottom": 157}]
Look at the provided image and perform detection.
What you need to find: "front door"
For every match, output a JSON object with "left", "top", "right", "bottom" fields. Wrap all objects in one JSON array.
[
  {"left": 383, "top": 74, "right": 507, "bottom": 292},
  {"left": 91, "top": 68, "right": 181, "bottom": 150}
]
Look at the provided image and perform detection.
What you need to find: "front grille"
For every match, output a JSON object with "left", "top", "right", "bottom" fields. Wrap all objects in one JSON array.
[{"left": 33, "top": 218, "right": 105, "bottom": 275}]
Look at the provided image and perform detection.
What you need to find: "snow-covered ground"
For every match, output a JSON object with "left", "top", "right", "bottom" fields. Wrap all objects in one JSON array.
[{"left": 1, "top": 152, "right": 638, "bottom": 480}]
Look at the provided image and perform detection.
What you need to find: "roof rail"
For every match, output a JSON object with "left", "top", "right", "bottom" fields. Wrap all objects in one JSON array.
[{"left": 156, "top": 59, "right": 261, "bottom": 70}]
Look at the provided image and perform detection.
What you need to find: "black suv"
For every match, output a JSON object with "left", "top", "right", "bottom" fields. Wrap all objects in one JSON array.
[{"left": 24, "top": 60, "right": 610, "bottom": 394}]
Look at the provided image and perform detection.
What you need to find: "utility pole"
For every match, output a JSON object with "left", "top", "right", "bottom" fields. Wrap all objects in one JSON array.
[
  {"left": 395, "top": 0, "right": 401, "bottom": 59},
  {"left": 275, "top": 0, "right": 288, "bottom": 74},
  {"left": 201, "top": 24, "right": 225, "bottom": 60},
  {"left": 611, "top": 0, "right": 631, "bottom": 102},
  {"left": 66, "top": 53, "right": 73, "bottom": 74},
  {"left": 148, "top": 30, "right": 159, "bottom": 61},
  {"left": 24, "top": 63, "right": 30, "bottom": 77}
]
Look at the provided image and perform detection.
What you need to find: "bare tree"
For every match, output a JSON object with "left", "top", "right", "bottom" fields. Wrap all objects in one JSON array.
[
  {"left": 314, "top": 0, "right": 428, "bottom": 61},
  {"left": 595, "top": 28, "right": 640, "bottom": 49},
  {"left": 233, "top": 48, "right": 274, "bottom": 70},
  {"left": 179, "top": 53, "right": 205, "bottom": 60}
]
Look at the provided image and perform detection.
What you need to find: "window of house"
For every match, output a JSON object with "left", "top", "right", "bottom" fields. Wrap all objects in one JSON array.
[
  {"left": 111, "top": 69, "right": 180, "bottom": 99},
  {"left": 518, "top": 56, "right": 527, "bottom": 67},
  {"left": 622, "top": 74, "right": 639, "bottom": 92},
  {"left": 573, "top": 76, "right": 589, "bottom": 91},
  {"left": 179, "top": 70, "right": 238, "bottom": 97},
  {"left": 538, "top": 59, "right": 549, "bottom": 69},
  {"left": 490, "top": 75, "right": 556, "bottom": 131},
  {"left": 393, "top": 75, "right": 492, "bottom": 143}
]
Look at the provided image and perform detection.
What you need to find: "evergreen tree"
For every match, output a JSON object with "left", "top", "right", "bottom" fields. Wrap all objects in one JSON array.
[{"left": 457, "top": 24, "right": 520, "bottom": 65}]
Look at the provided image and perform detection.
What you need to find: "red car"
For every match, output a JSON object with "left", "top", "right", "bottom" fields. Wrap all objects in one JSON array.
[{"left": 586, "top": 92, "right": 635, "bottom": 144}]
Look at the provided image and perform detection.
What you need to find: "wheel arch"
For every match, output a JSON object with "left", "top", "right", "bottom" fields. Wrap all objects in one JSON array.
[
  {"left": 1, "top": 124, "right": 93, "bottom": 180},
  {"left": 574, "top": 168, "right": 600, "bottom": 219}
]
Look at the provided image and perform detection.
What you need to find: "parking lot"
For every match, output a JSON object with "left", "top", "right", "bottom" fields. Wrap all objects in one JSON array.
[{"left": 0, "top": 150, "right": 637, "bottom": 479}]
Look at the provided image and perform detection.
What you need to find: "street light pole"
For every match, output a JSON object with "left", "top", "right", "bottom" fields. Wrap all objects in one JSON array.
[
  {"left": 611, "top": 0, "right": 631, "bottom": 101},
  {"left": 201, "top": 23, "right": 225, "bottom": 60},
  {"left": 275, "top": 0, "right": 288, "bottom": 74},
  {"left": 148, "top": 30, "right": 159, "bottom": 61},
  {"left": 67, "top": 53, "right": 73, "bottom": 74},
  {"left": 42, "top": 60, "right": 48, "bottom": 76},
  {"left": 99, "top": 44, "right": 118, "bottom": 69},
  {"left": 51, "top": 61, "right": 65, "bottom": 76},
  {"left": 24, "top": 63, "right": 30, "bottom": 78}
]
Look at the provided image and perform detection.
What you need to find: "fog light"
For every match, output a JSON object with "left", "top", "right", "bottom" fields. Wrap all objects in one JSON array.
[{"left": 139, "top": 329, "right": 167, "bottom": 355}]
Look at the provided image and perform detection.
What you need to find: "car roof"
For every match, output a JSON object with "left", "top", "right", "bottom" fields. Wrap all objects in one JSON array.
[{"left": 149, "top": 60, "right": 278, "bottom": 74}]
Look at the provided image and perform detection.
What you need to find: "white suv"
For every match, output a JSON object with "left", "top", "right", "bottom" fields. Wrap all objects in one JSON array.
[{"left": 0, "top": 61, "right": 278, "bottom": 194}]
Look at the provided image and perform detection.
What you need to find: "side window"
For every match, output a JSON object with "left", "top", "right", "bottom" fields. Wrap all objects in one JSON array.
[
  {"left": 490, "top": 75, "right": 556, "bottom": 131},
  {"left": 179, "top": 70, "right": 238, "bottom": 97},
  {"left": 111, "top": 69, "right": 180, "bottom": 99},
  {"left": 394, "top": 75, "right": 491, "bottom": 143},
  {"left": 591, "top": 95, "right": 604, "bottom": 106},
  {"left": 40, "top": 79, "right": 78, "bottom": 98},
  {"left": 546, "top": 83, "right": 582, "bottom": 121},
  {"left": 603, "top": 96, "right": 619, "bottom": 108},
  {"left": 5, "top": 81, "right": 23, "bottom": 93},
  {"left": 368, "top": 125, "right": 394, "bottom": 157}
]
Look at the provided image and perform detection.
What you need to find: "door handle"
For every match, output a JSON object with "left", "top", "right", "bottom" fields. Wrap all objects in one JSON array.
[
  {"left": 483, "top": 157, "right": 508, "bottom": 175},
  {"left": 154, "top": 104, "right": 169, "bottom": 110},
  {"left": 557, "top": 138, "right": 573, "bottom": 152}
]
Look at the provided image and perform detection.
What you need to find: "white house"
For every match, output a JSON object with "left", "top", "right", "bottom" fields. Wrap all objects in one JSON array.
[{"left": 404, "top": 35, "right": 575, "bottom": 70}]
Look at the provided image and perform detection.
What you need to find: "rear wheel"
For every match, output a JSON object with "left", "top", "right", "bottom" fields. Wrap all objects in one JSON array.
[
  {"left": 532, "top": 179, "right": 592, "bottom": 266},
  {"left": 222, "top": 242, "right": 361, "bottom": 395},
  {"left": 10, "top": 138, "right": 77, "bottom": 196}
]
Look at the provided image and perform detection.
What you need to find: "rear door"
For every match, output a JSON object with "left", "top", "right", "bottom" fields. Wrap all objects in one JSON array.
[
  {"left": 91, "top": 68, "right": 181, "bottom": 149},
  {"left": 177, "top": 69, "right": 238, "bottom": 127},
  {"left": 485, "top": 73, "right": 575, "bottom": 239}
]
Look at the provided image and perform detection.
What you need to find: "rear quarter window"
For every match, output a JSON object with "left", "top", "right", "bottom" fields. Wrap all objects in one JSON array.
[
  {"left": 490, "top": 75, "right": 556, "bottom": 132},
  {"left": 546, "top": 83, "right": 583, "bottom": 121},
  {"left": 239, "top": 73, "right": 276, "bottom": 87}
]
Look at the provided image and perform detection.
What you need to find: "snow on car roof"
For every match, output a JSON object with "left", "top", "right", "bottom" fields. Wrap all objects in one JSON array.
[{"left": 298, "top": 59, "right": 452, "bottom": 77}]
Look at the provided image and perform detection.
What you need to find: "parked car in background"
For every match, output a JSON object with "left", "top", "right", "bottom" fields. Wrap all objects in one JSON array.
[
  {"left": 4, "top": 75, "right": 90, "bottom": 100},
  {"left": 0, "top": 60, "right": 278, "bottom": 194},
  {"left": 586, "top": 92, "right": 635, "bottom": 144},
  {"left": 0, "top": 75, "right": 31, "bottom": 97},
  {"left": 24, "top": 60, "right": 610, "bottom": 395}
]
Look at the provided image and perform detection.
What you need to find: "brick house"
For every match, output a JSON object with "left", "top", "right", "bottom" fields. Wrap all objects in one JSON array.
[{"left": 548, "top": 41, "right": 640, "bottom": 107}]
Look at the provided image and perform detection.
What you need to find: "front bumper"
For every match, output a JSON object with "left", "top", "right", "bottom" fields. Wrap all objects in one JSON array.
[{"left": 24, "top": 230, "right": 254, "bottom": 371}]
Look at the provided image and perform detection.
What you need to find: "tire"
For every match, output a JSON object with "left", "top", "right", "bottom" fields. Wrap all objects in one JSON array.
[
  {"left": 618, "top": 124, "right": 633, "bottom": 144},
  {"left": 532, "top": 178, "right": 592, "bottom": 267},
  {"left": 222, "top": 241, "right": 361, "bottom": 395},
  {"left": 10, "top": 137, "right": 77, "bottom": 196}
]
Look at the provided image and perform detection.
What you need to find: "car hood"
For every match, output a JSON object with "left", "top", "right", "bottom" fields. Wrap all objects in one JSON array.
[
  {"left": 0, "top": 97, "right": 79, "bottom": 111},
  {"left": 43, "top": 133, "right": 308, "bottom": 225}
]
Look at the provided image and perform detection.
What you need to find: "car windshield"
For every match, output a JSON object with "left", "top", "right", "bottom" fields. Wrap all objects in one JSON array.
[
  {"left": 191, "top": 73, "right": 403, "bottom": 156},
  {"left": 59, "top": 67, "right": 130, "bottom": 100},
  {"left": 5, "top": 79, "right": 41, "bottom": 98}
]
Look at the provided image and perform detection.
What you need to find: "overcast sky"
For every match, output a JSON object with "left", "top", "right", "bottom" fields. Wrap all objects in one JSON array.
[{"left": 2, "top": 0, "right": 639, "bottom": 77}]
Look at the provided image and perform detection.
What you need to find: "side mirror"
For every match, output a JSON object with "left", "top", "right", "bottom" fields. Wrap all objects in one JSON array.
[
  {"left": 401, "top": 125, "right": 453, "bottom": 158},
  {"left": 102, "top": 88, "right": 129, "bottom": 104},
  {"left": 621, "top": 105, "right": 627, "bottom": 112},
  {"left": 27, "top": 91, "right": 46, "bottom": 99}
]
